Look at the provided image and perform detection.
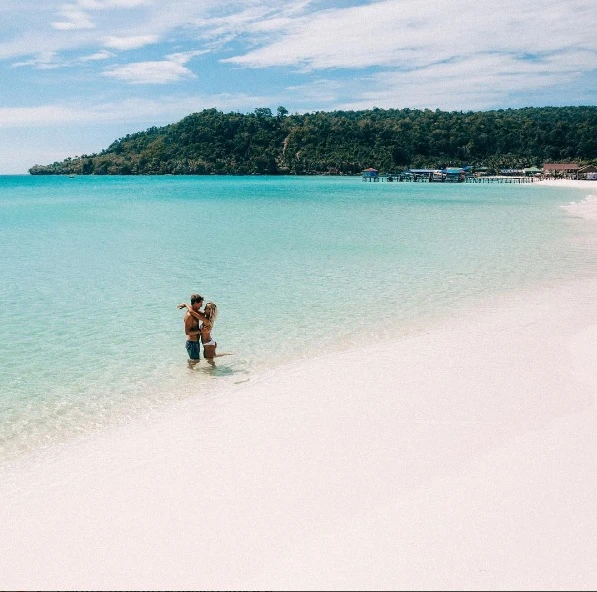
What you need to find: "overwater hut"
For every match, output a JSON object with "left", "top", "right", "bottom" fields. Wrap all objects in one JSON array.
[
  {"left": 398, "top": 170, "right": 414, "bottom": 181},
  {"left": 542, "top": 163, "right": 579, "bottom": 178},
  {"left": 362, "top": 167, "right": 379, "bottom": 181},
  {"left": 444, "top": 167, "right": 465, "bottom": 182},
  {"left": 409, "top": 168, "right": 435, "bottom": 181}
]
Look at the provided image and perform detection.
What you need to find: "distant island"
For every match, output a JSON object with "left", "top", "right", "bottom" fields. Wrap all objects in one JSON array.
[{"left": 29, "top": 106, "right": 597, "bottom": 176}]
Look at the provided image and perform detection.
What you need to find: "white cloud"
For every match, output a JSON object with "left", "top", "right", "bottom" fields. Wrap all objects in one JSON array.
[
  {"left": 102, "top": 60, "right": 195, "bottom": 84},
  {"left": 0, "top": 0, "right": 594, "bottom": 120},
  {"left": 224, "top": 0, "right": 597, "bottom": 71},
  {"left": 0, "top": 104, "right": 98, "bottom": 126},
  {"left": 345, "top": 78, "right": 551, "bottom": 113},
  {"left": 12, "top": 52, "right": 62, "bottom": 69},
  {"left": 9, "top": 1, "right": 592, "bottom": 75},
  {"left": 79, "top": 0, "right": 150, "bottom": 7},
  {"left": 0, "top": 2, "right": 298, "bottom": 62},
  {"left": 294, "top": 51, "right": 592, "bottom": 112},
  {"left": 78, "top": 49, "right": 114, "bottom": 61},
  {"left": 50, "top": 0, "right": 154, "bottom": 34},
  {"left": 52, "top": 6, "right": 95, "bottom": 30},
  {"left": 103, "top": 34, "right": 160, "bottom": 50},
  {"left": 188, "top": 2, "right": 310, "bottom": 50},
  {"left": 285, "top": 78, "right": 345, "bottom": 105},
  {"left": 101, "top": 48, "right": 207, "bottom": 84},
  {"left": 167, "top": 50, "right": 208, "bottom": 64},
  {"left": 12, "top": 48, "right": 116, "bottom": 69}
]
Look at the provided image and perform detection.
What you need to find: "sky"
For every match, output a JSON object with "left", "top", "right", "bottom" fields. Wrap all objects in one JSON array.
[{"left": 0, "top": 0, "right": 595, "bottom": 173}]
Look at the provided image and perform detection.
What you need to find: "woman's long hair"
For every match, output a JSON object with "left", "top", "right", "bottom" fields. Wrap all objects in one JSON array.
[{"left": 204, "top": 302, "right": 218, "bottom": 327}]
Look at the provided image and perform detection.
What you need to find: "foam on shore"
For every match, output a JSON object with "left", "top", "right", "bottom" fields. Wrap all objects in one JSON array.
[
  {"left": 547, "top": 179, "right": 597, "bottom": 222},
  {"left": 1, "top": 273, "right": 597, "bottom": 590},
  {"left": 561, "top": 194, "right": 597, "bottom": 220}
]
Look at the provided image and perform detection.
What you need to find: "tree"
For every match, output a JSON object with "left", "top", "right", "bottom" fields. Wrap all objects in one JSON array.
[{"left": 254, "top": 107, "right": 273, "bottom": 118}]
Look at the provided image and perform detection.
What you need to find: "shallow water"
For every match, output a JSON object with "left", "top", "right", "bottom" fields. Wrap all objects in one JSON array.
[{"left": 1, "top": 175, "right": 595, "bottom": 459}]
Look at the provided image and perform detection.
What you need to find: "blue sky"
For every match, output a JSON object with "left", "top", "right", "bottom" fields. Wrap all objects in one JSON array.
[{"left": 0, "top": 0, "right": 595, "bottom": 173}]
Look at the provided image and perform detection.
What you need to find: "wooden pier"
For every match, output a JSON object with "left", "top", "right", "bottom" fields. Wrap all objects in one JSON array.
[
  {"left": 363, "top": 174, "right": 538, "bottom": 183},
  {"left": 465, "top": 176, "right": 536, "bottom": 183},
  {"left": 362, "top": 174, "right": 430, "bottom": 182}
]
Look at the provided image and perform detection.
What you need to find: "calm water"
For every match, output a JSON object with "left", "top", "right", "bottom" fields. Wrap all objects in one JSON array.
[{"left": 1, "top": 175, "right": 595, "bottom": 460}]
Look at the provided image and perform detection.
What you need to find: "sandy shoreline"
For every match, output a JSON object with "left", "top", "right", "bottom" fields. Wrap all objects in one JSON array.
[
  {"left": 536, "top": 178, "right": 597, "bottom": 190},
  {"left": 1, "top": 180, "right": 597, "bottom": 591}
]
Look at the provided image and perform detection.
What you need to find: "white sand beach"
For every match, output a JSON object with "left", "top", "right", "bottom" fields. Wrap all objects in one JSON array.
[
  {"left": 1, "top": 180, "right": 597, "bottom": 591},
  {"left": 538, "top": 179, "right": 597, "bottom": 190}
]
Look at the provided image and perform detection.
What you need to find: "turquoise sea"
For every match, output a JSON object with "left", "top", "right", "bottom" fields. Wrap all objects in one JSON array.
[{"left": 1, "top": 175, "right": 595, "bottom": 461}]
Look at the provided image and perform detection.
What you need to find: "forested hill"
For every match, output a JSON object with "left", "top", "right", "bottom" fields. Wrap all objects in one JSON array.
[{"left": 29, "top": 106, "right": 597, "bottom": 175}]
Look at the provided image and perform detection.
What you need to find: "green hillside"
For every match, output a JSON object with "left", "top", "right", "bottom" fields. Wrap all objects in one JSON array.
[{"left": 29, "top": 106, "right": 597, "bottom": 175}]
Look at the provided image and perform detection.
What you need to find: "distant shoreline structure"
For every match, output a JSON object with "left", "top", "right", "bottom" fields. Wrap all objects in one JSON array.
[{"left": 362, "top": 163, "right": 597, "bottom": 183}]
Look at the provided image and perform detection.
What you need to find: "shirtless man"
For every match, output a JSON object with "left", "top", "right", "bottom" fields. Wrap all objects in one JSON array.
[{"left": 178, "top": 293, "right": 204, "bottom": 364}]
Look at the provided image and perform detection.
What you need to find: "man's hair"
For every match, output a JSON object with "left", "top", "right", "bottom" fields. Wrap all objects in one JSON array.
[{"left": 190, "top": 293, "right": 204, "bottom": 305}]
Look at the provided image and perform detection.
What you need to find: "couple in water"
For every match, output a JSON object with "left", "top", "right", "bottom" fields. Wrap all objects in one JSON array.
[{"left": 178, "top": 293, "right": 228, "bottom": 366}]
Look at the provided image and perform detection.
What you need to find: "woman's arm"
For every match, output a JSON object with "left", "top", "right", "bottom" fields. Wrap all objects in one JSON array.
[{"left": 177, "top": 302, "right": 207, "bottom": 322}]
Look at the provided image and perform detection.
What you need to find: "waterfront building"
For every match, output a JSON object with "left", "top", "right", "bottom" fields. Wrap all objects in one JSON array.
[
  {"left": 523, "top": 167, "right": 543, "bottom": 177},
  {"left": 542, "top": 163, "right": 579, "bottom": 178},
  {"left": 445, "top": 167, "right": 465, "bottom": 182},
  {"left": 362, "top": 167, "right": 379, "bottom": 181},
  {"left": 578, "top": 164, "right": 597, "bottom": 180}
]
